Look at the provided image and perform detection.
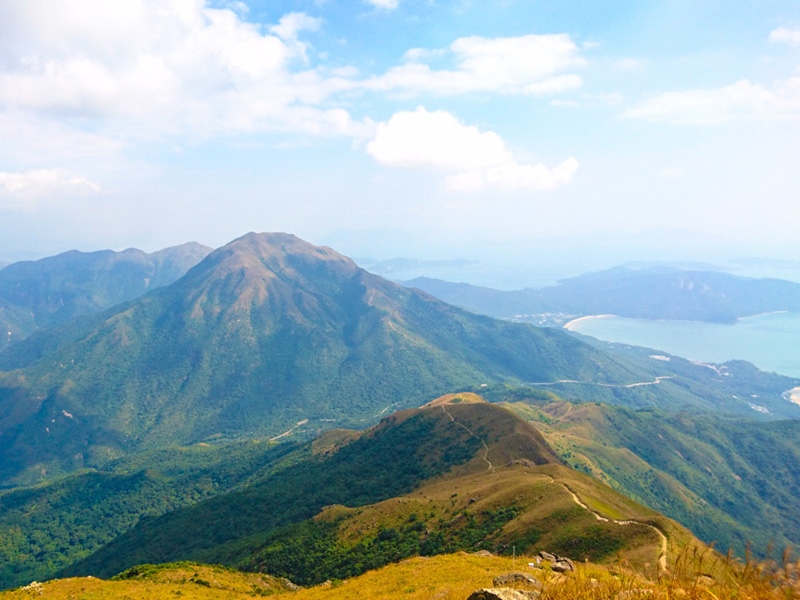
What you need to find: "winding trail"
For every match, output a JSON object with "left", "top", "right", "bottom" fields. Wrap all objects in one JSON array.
[
  {"left": 359, "top": 403, "right": 399, "bottom": 422},
  {"left": 531, "top": 376, "right": 672, "bottom": 389},
  {"left": 270, "top": 419, "right": 309, "bottom": 441},
  {"left": 440, "top": 405, "right": 495, "bottom": 471},
  {"left": 548, "top": 477, "right": 668, "bottom": 573}
]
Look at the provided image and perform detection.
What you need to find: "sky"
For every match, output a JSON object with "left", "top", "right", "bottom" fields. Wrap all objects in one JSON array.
[{"left": 1, "top": 0, "right": 799, "bottom": 282}]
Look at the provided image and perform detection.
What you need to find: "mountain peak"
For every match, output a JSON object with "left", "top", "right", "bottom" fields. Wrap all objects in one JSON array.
[
  {"left": 173, "top": 232, "right": 363, "bottom": 319},
  {"left": 0, "top": 231, "right": 649, "bottom": 486},
  {"left": 423, "top": 392, "right": 488, "bottom": 407},
  {"left": 230, "top": 232, "right": 350, "bottom": 262},
  {"left": 190, "top": 232, "right": 358, "bottom": 283}
]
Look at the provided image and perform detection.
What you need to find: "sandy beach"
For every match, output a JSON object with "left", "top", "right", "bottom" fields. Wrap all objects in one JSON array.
[{"left": 563, "top": 314, "right": 617, "bottom": 330}]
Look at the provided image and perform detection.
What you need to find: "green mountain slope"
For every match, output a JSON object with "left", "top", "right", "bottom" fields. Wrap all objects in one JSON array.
[
  {"left": 0, "top": 242, "right": 212, "bottom": 352},
  {"left": 62, "top": 398, "right": 709, "bottom": 589},
  {"left": 0, "top": 439, "right": 304, "bottom": 588},
  {"left": 0, "top": 232, "right": 661, "bottom": 487},
  {"left": 405, "top": 266, "right": 800, "bottom": 324},
  {"left": 481, "top": 385, "right": 800, "bottom": 555},
  {"left": 230, "top": 461, "right": 690, "bottom": 586},
  {"left": 65, "top": 398, "right": 561, "bottom": 580}
]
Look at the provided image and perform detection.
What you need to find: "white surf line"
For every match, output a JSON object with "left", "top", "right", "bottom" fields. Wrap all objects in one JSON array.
[
  {"left": 440, "top": 405, "right": 495, "bottom": 471},
  {"left": 548, "top": 476, "right": 668, "bottom": 573},
  {"left": 530, "top": 376, "right": 672, "bottom": 389}
]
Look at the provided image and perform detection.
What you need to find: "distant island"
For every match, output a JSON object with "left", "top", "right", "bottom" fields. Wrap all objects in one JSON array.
[{"left": 404, "top": 265, "right": 800, "bottom": 325}]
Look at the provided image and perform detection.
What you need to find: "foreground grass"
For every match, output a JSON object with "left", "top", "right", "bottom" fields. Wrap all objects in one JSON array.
[{"left": 4, "top": 549, "right": 800, "bottom": 600}]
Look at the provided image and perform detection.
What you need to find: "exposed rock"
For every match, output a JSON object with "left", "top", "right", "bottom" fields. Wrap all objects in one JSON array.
[
  {"left": 551, "top": 558, "right": 575, "bottom": 573},
  {"left": 492, "top": 573, "right": 542, "bottom": 589},
  {"left": 471, "top": 549, "right": 494, "bottom": 557},
  {"left": 279, "top": 577, "right": 301, "bottom": 591},
  {"left": 537, "top": 551, "right": 556, "bottom": 562},
  {"left": 467, "top": 588, "right": 540, "bottom": 600}
]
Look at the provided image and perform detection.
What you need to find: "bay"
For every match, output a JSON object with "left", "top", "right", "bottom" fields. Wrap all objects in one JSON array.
[{"left": 565, "top": 311, "right": 800, "bottom": 378}]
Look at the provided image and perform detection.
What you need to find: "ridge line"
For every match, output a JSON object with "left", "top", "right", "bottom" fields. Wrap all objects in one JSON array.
[{"left": 439, "top": 405, "right": 495, "bottom": 471}]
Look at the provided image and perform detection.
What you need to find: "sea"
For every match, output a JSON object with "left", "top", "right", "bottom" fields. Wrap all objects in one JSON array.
[{"left": 565, "top": 311, "right": 800, "bottom": 378}]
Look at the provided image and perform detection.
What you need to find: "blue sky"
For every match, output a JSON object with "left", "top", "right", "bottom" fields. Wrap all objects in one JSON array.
[{"left": 0, "top": 0, "right": 799, "bottom": 278}]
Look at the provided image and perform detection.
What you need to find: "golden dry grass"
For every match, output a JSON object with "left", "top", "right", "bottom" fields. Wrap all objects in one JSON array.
[{"left": 6, "top": 550, "right": 800, "bottom": 600}]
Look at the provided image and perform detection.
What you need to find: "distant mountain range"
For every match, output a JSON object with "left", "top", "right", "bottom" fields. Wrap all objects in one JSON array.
[
  {"left": 0, "top": 242, "right": 212, "bottom": 352},
  {"left": 0, "top": 233, "right": 799, "bottom": 594},
  {"left": 0, "top": 233, "right": 650, "bottom": 486},
  {"left": 1, "top": 234, "right": 799, "bottom": 488},
  {"left": 404, "top": 266, "right": 800, "bottom": 324}
]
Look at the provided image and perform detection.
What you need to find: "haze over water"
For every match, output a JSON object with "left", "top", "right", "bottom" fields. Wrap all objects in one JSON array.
[{"left": 566, "top": 312, "right": 800, "bottom": 378}]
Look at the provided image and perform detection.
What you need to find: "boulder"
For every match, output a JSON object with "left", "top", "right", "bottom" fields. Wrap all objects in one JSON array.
[
  {"left": 467, "top": 588, "right": 540, "bottom": 600},
  {"left": 537, "top": 551, "right": 556, "bottom": 562},
  {"left": 551, "top": 558, "right": 575, "bottom": 573},
  {"left": 492, "top": 573, "right": 542, "bottom": 589}
]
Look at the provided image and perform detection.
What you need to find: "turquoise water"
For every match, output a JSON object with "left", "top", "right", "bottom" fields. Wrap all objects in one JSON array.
[{"left": 566, "top": 312, "right": 800, "bottom": 377}]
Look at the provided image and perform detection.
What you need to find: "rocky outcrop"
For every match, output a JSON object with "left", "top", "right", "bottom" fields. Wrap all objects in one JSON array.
[
  {"left": 492, "top": 573, "right": 542, "bottom": 588},
  {"left": 467, "top": 589, "right": 540, "bottom": 600},
  {"left": 535, "top": 550, "right": 576, "bottom": 572},
  {"left": 551, "top": 557, "right": 576, "bottom": 573},
  {"left": 538, "top": 551, "right": 556, "bottom": 562}
]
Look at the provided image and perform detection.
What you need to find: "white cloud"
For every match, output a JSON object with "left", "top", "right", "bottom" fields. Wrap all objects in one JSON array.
[
  {"left": 367, "top": 107, "right": 512, "bottom": 170},
  {"left": 0, "top": 111, "right": 122, "bottom": 164},
  {"left": 367, "top": 107, "right": 578, "bottom": 192},
  {"left": 622, "top": 78, "right": 800, "bottom": 124},
  {"left": 0, "top": 1, "right": 363, "bottom": 142},
  {"left": 446, "top": 158, "right": 578, "bottom": 192},
  {"left": 365, "top": 34, "right": 586, "bottom": 96},
  {"left": 0, "top": 169, "right": 102, "bottom": 206},
  {"left": 770, "top": 27, "right": 800, "bottom": 47},
  {"left": 269, "top": 12, "right": 321, "bottom": 63},
  {"left": 366, "top": 0, "right": 399, "bottom": 9},
  {"left": 269, "top": 12, "right": 320, "bottom": 41}
]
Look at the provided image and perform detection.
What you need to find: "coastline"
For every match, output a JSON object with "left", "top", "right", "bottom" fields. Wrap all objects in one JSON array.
[
  {"left": 562, "top": 314, "right": 617, "bottom": 330},
  {"left": 786, "top": 387, "right": 800, "bottom": 407}
]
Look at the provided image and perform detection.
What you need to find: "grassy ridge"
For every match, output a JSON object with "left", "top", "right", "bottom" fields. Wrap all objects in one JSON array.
[
  {"left": 480, "top": 384, "right": 800, "bottom": 555},
  {"left": 4, "top": 548, "right": 797, "bottom": 600},
  {"left": 63, "top": 403, "right": 505, "bottom": 580},
  {"left": 230, "top": 462, "right": 682, "bottom": 586},
  {"left": 0, "top": 400, "right": 552, "bottom": 590}
]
